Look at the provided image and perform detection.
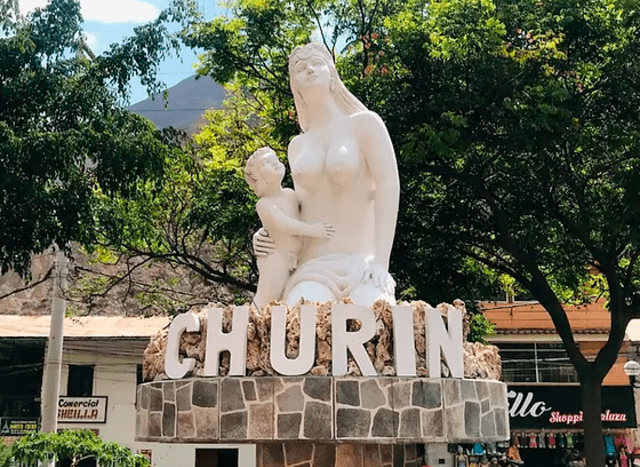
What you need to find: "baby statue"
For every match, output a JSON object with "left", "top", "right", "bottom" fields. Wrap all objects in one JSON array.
[{"left": 245, "top": 147, "right": 334, "bottom": 310}]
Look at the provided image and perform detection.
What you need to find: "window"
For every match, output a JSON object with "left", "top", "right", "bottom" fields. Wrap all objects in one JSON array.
[
  {"left": 498, "top": 343, "right": 578, "bottom": 383},
  {"left": 195, "top": 448, "right": 238, "bottom": 467},
  {"left": 67, "top": 365, "right": 94, "bottom": 397},
  {"left": 136, "top": 364, "right": 144, "bottom": 385},
  {"left": 0, "top": 339, "right": 45, "bottom": 418}
]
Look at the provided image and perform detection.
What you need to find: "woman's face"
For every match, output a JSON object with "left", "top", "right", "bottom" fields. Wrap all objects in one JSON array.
[{"left": 291, "top": 54, "right": 331, "bottom": 92}]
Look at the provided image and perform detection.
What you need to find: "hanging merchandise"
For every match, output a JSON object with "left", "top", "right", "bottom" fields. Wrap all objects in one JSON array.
[
  {"left": 472, "top": 444, "right": 485, "bottom": 456},
  {"left": 618, "top": 445, "right": 630, "bottom": 467},
  {"left": 547, "top": 432, "right": 556, "bottom": 449},
  {"left": 507, "top": 445, "right": 522, "bottom": 463},
  {"left": 558, "top": 432, "right": 566, "bottom": 449},
  {"left": 453, "top": 446, "right": 468, "bottom": 467},
  {"left": 520, "top": 433, "right": 528, "bottom": 449},
  {"left": 605, "top": 434, "right": 617, "bottom": 457},
  {"left": 529, "top": 433, "right": 537, "bottom": 449},
  {"left": 538, "top": 430, "right": 546, "bottom": 449},
  {"left": 566, "top": 432, "right": 574, "bottom": 449}
]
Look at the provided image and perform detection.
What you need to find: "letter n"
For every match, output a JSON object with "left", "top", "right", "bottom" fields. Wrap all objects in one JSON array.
[
  {"left": 204, "top": 306, "right": 249, "bottom": 376},
  {"left": 426, "top": 306, "right": 464, "bottom": 378}
]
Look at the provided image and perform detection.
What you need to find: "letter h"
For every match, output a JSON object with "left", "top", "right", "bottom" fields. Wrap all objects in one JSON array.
[{"left": 204, "top": 306, "right": 249, "bottom": 376}]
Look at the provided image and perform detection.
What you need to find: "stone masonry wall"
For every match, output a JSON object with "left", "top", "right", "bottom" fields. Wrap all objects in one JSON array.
[
  {"left": 256, "top": 443, "right": 420, "bottom": 467},
  {"left": 136, "top": 376, "right": 509, "bottom": 444}
]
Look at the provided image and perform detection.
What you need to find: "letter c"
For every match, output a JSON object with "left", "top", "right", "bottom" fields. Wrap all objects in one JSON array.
[{"left": 165, "top": 312, "right": 200, "bottom": 379}]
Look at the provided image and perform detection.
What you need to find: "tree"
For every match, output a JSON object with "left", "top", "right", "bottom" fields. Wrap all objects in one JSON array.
[
  {"left": 10, "top": 430, "right": 149, "bottom": 467},
  {"left": 0, "top": 0, "right": 191, "bottom": 278},
  {"left": 375, "top": 1, "right": 638, "bottom": 465},
  {"left": 176, "top": 0, "right": 640, "bottom": 464},
  {"left": 86, "top": 0, "right": 499, "bottom": 312}
]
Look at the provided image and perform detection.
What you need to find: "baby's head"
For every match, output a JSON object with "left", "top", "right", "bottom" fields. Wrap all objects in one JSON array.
[{"left": 245, "top": 147, "right": 283, "bottom": 196}]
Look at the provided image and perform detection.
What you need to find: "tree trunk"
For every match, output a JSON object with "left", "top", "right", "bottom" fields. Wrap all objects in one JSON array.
[{"left": 580, "top": 374, "right": 605, "bottom": 467}]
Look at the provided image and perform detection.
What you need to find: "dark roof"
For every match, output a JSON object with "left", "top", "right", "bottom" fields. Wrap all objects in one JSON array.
[{"left": 128, "top": 75, "right": 226, "bottom": 134}]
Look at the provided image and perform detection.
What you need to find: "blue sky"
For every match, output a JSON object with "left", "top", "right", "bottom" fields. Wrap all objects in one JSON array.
[{"left": 18, "top": 0, "right": 220, "bottom": 104}]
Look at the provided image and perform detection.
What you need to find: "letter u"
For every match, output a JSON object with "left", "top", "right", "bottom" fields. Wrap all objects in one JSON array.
[{"left": 270, "top": 305, "right": 317, "bottom": 375}]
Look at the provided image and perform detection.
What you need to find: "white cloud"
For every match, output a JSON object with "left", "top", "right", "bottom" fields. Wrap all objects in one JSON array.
[
  {"left": 18, "top": 0, "right": 48, "bottom": 14},
  {"left": 81, "top": 0, "right": 158, "bottom": 24},
  {"left": 18, "top": 0, "right": 159, "bottom": 24},
  {"left": 82, "top": 31, "right": 97, "bottom": 48}
]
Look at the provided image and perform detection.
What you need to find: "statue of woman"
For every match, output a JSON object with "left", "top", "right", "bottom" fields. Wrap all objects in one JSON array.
[{"left": 254, "top": 43, "right": 400, "bottom": 307}]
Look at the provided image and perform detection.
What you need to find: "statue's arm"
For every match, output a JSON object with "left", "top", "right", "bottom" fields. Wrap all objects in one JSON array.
[
  {"left": 253, "top": 228, "right": 274, "bottom": 257},
  {"left": 256, "top": 198, "right": 333, "bottom": 239},
  {"left": 356, "top": 111, "right": 400, "bottom": 271}
]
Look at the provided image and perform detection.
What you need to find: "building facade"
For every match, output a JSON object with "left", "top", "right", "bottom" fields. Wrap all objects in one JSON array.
[
  {"left": 483, "top": 300, "right": 638, "bottom": 466},
  {"left": 0, "top": 315, "right": 255, "bottom": 467}
]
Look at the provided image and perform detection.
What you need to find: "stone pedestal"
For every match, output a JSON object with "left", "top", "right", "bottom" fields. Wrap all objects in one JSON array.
[
  {"left": 136, "top": 376, "right": 508, "bottom": 444},
  {"left": 137, "top": 300, "right": 509, "bottom": 467},
  {"left": 256, "top": 443, "right": 420, "bottom": 467}
]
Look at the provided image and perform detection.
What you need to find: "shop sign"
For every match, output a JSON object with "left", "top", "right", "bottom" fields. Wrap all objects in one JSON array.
[
  {"left": 507, "top": 385, "right": 635, "bottom": 429},
  {"left": 58, "top": 396, "right": 108, "bottom": 423},
  {"left": 0, "top": 418, "right": 39, "bottom": 436}
]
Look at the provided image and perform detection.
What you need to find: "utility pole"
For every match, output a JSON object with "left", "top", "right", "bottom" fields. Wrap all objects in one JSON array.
[{"left": 40, "top": 248, "right": 66, "bottom": 436}]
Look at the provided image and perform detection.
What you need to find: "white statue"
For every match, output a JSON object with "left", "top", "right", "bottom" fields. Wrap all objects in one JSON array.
[
  {"left": 253, "top": 43, "right": 400, "bottom": 307},
  {"left": 245, "top": 147, "right": 334, "bottom": 310}
]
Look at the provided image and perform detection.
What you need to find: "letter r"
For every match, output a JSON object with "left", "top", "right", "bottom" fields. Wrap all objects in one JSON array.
[{"left": 331, "top": 304, "right": 377, "bottom": 376}]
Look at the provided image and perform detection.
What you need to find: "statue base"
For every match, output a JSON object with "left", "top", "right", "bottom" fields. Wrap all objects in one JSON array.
[
  {"left": 257, "top": 443, "right": 420, "bottom": 467},
  {"left": 135, "top": 376, "right": 508, "bottom": 444}
]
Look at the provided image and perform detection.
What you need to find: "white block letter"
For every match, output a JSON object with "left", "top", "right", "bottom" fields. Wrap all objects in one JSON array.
[
  {"left": 165, "top": 312, "right": 200, "bottom": 379},
  {"left": 332, "top": 304, "right": 377, "bottom": 376},
  {"left": 204, "top": 306, "right": 249, "bottom": 376},
  {"left": 270, "top": 305, "right": 317, "bottom": 375},
  {"left": 392, "top": 306, "right": 417, "bottom": 376},
  {"left": 427, "top": 306, "right": 464, "bottom": 378}
]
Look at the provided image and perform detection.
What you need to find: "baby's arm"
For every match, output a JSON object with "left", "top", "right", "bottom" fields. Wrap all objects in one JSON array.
[{"left": 256, "top": 199, "right": 334, "bottom": 239}]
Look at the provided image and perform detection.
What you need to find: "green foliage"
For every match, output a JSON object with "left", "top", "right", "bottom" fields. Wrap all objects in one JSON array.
[
  {"left": 467, "top": 312, "right": 496, "bottom": 344},
  {"left": 181, "top": 0, "right": 504, "bottom": 305},
  {"left": 11, "top": 430, "right": 149, "bottom": 467},
  {"left": 0, "top": 439, "right": 12, "bottom": 467},
  {"left": 177, "top": 3, "right": 640, "bottom": 462},
  {"left": 0, "top": 0, "right": 188, "bottom": 278}
]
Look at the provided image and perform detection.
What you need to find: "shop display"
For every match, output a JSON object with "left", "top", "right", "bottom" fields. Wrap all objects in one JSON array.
[
  {"left": 454, "top": 445, "right": 469, "bottom": 467},
  {"left": 619, "top": 445, "right": 630, "bottom": 467},
  {"left": 505, "top": 430, "right": 635, "bottom": 467}
]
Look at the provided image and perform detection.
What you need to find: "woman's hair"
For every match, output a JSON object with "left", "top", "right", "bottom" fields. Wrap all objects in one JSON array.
[
  {"left": 245, "top": 147, "right": 276, "bottom": 195},
  {"left": 288, "top": 43, "right": 367, "bottom": 132}
]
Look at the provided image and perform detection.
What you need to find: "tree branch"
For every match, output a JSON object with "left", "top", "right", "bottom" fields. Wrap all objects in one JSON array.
[{"left": 0, "top": 266, "right": 54, "bottom": 301}]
